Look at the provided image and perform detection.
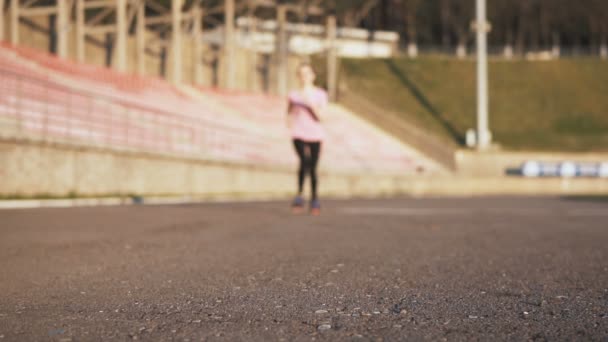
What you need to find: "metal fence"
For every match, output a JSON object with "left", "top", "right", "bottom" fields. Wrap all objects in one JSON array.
[{"left": 395, "top": 44, "right": 608, "bottom": 59}]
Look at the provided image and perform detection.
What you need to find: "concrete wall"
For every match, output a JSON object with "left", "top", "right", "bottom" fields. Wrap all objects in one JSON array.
[
  {"left": 2, "top": 139, "right": 608, "bottom": 199},
  {"left": 0, "top": 139, "right": 292, "bottom": 197},
  {"left": 0, "top": 138, "right": 403, "bottom": 198}
]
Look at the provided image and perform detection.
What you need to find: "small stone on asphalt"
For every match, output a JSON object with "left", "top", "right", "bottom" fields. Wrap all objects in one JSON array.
[{"left": 317, "top": 324, "right": 331, "bottom": 332}]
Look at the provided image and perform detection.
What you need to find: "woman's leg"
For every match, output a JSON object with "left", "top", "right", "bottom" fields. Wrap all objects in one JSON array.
[
  {"left": 292, "top": 139, "right": 307, "bottom": 196},
  {"left": 308, "top": 142, "right": 321, "bottom": 200}
]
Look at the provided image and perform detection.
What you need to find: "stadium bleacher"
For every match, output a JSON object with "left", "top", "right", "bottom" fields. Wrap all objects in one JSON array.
[{"left": 0, "top": 43, "right": 439, "bottom": 174}]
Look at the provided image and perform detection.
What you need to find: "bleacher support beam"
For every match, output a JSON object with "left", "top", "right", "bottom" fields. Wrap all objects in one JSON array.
[
  {"left": 10, "top": 0, "right": 19, "bottom": 44},
  {"left": 19, "top": 6, "right": 57, "bottom": 16},
  {"left": 171, "top": 0, "right": 182, "bottom": 84},
  {"left": 276, "top": 4, "right": 287, "bottom": 96},
  {"left": 136, "top": 0, "right": 146, "bottom": 75},
  {"left": 56, "top": 0, "right": 68, "bottom": 58},
  {"left": 0, "top": 0, "right": 4, "bottom": 41},
  {"left": 10, "top": 1, "right": 70, "bottom": 59},
  {"left": 115, "top": 0, "right": 127, "bottom": 72},
  {"left": 326, "top": 15, "right": 337, "bottom": 102},
  {"left": 224, "top": 0, "right": 235, "bottom": 89},
  {"left": 84, "top": 0, "right": 115, "bottom": 8},
  {"left": 193, "top": 2, "right": 204, "bottom": 85},
  {"left": 75, "top": 0, "right": 85, "bottom": 62},
  {"left": 247, "top": 16, "right": 258, "bottom": 91}
]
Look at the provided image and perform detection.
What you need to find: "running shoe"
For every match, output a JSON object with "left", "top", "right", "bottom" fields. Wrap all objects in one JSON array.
[
  {"left": 310, "top": 199, "right": 321, "bottom": 216},
  {"left": 291, "top": 195, "right": 305, "bottom": 214}
]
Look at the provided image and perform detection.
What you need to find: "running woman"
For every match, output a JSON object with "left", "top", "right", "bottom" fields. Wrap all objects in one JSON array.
[{"left": 287, "top": 63, "right": 328, "bottom": 216}]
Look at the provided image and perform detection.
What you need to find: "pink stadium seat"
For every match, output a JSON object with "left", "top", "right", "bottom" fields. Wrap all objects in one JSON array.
[{"left": 0, "top": 43, "right": 429, "bottom": 173}]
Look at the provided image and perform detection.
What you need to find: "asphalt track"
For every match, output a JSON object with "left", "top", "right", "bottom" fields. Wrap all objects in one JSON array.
[{"left": 0, "top": 196, "right": 607, "bottom": 341}]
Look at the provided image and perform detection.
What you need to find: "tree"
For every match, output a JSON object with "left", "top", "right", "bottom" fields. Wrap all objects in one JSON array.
[{"left": 197, "top": 0, "right": 608, "bottom": 57}]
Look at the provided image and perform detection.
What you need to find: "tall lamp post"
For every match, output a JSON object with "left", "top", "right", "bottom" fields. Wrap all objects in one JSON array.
[{"left": 475, "top": 0, "right": 491, "bottom": 149}]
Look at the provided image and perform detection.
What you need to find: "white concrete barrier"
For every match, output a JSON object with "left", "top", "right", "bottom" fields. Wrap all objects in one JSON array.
[{"left": 2, "top": 139, "right": 608, "bottom": 201}]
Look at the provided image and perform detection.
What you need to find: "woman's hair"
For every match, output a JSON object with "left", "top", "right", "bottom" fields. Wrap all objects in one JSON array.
[{"left": 297, "top": 62, "right": 314, "bottom": 72}]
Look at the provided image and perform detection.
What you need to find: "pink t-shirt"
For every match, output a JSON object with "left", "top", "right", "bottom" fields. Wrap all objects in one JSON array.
[{"left": 288, "top": 87, "right": 328, "bottom": 142}]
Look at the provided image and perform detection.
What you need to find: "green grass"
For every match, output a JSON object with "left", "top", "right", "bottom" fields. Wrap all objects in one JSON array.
[{"left": 340, "top": 57, "right": 608, "bottom": 152}]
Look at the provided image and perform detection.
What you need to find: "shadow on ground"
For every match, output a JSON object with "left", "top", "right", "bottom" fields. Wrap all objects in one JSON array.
[{"left": 384, "top": 59, "right": 464, "bottom": 145}]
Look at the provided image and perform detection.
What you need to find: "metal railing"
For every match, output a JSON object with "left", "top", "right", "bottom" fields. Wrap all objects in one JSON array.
[
  {"left": 0, "top": 67, "right": 284, "bottom": 164},
  {"left": 395, "top": 44, "right": 608, "bottom": 60},
  {"left": 0, "top": 66, "right": 433, "bottom": 174}
]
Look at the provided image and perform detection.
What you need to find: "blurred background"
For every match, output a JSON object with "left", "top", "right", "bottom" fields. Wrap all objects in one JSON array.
[{"left": 1, "top": 0, "right": 607, "bottom": 202}]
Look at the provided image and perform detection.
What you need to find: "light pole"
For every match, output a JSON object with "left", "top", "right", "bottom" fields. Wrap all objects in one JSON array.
[{"left": 475, "top": 0, "right": 491, "bottom": 149}]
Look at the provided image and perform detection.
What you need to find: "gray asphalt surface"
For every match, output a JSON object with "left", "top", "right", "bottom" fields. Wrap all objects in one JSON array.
[{"left": 0, "top": 196, "right": 607, "bottom": 341}]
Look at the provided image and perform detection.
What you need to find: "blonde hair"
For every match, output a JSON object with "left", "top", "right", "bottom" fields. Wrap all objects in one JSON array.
[{"left": 297, "top": 62, "right": 314, "bottom": 73}]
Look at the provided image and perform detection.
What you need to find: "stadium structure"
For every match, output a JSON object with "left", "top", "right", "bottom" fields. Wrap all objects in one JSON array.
[
  {"left": 0, "top": 0, "right": 448, "bottom": 200},
  {"left": 0, "top": 0, "right": 607, "bottom": 200}
]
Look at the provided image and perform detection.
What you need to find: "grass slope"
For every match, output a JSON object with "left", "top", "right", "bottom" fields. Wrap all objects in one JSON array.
[{"left": 341, "top": 57, "right": 608, "bottom": 152}]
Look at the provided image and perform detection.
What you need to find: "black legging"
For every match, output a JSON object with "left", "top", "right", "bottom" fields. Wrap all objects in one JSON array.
[{"left": 293, "top": 139, "right": 321, "bottom": 200}]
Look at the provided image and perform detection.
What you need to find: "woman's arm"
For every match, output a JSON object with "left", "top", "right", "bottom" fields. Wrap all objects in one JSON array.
[
  {"left": 287, "top": 89, "right": 328, "bottom": 122},
  {"left": 303, "top": 90, "right": 327, "bottom": 122},
  {"left": 290, "top": 102, "right": 320, "bottom": 121},
  {"left": 304, "top": 101, "right": 323, "bottom": 122}
]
